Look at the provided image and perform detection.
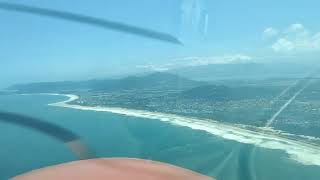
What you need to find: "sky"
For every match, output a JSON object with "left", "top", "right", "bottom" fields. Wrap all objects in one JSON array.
[{"left": 0, "top": 0, "right": 320, "bottom": 88}]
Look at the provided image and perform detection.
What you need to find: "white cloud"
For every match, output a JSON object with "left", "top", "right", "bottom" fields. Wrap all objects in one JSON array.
[
  {"left": 263, "top": 27, "right": 279, "bottom": 38},
  {"left": 135, "top": 64, "right": 169, "bottom": 72},
  {"left": 184, "top": 54, "right": 253, "bottom": 66},
  {"left": 267, "top": 23, "right": 320, "bottom": 53},
  {"left": 286, "top": 23, "right": 305, "bottom": 33},
  {"left": 272, "top": 38, "right": 295, "bottom": 52},
  {"left": 312, "top": 32, "right": 320, "bottom": 47},
  {"left": 136, "top": 54, "right": 254, "bottom": 71}
]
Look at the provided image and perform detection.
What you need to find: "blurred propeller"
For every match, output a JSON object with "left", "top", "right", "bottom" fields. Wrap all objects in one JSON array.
[
  {"left": 0, "top": 111, "right": 93, "bottom": 160},
  {"left": 0, "top": 2, "right": 182, "bottom": 45}
]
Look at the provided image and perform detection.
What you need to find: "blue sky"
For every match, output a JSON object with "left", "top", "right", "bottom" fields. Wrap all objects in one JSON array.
[{"left": 1, "top": 0, "right": 320, "bottom": 88}]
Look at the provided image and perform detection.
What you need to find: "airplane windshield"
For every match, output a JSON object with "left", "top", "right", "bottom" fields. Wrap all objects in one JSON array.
[{"left": 1, "top": 1, "right": 320, "bottom": 180}]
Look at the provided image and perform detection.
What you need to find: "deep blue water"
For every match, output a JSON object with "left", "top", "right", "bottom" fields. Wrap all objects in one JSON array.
[{"left": 0, "top": 94, "right": 319, "bottom": 180}]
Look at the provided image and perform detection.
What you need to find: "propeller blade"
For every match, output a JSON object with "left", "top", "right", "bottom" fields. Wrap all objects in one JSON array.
[
  {"left": 0, "top": 2, "right": 182, "bottom": 45},
  {"left": 0, "top": 111, "right": 93, "bottom": 160}
]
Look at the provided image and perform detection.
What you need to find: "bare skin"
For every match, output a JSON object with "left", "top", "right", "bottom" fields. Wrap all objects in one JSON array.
[{"left": 12, "top": 158, "right": 215, "bottom": 180}]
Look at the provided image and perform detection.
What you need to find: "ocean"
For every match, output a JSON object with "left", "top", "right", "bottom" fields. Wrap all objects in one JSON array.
[{"left": 0, "top": 94, "right": 319, "bottom": 180}]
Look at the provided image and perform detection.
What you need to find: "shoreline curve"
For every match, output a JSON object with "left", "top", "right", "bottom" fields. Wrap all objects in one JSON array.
[{"left": 46, "top": 93, "right": 320, "bottom": 166}]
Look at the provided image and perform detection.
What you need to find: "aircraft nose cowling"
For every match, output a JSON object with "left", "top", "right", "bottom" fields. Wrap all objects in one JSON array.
[{"left": 12, "top": 158, "right": 215, "bottom": 180}]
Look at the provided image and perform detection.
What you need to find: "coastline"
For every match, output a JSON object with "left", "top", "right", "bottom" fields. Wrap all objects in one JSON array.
[{"left": 47, "top": 93, "right": 320, "bottom": 166}]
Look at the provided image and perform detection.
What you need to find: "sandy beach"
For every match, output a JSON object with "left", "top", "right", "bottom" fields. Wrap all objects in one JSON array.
[{"left": 47, "top": 94, "right": 320, "bottom": 166}]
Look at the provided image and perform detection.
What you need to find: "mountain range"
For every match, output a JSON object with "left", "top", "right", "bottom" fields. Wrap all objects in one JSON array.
[
  {"left": 170, "top": 62, "right": 315, "bottom": 81},
  {"left": 8, "top": 72, "right": 204, "bottom": 93},
  {"left": 8, "top": 72, "right": 280, "bottom": 100}
]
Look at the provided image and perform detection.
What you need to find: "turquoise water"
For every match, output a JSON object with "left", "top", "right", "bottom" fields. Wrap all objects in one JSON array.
[{"left": 0, "top": 94, "right": 319, "bottom": 180}]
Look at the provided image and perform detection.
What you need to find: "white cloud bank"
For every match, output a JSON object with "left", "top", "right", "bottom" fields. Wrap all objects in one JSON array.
[
  {"left": 182, "top": 54, "right": 253, "bottom": 66},
  {"left": 265, "top": 23, "right": 320, "bottom": 53},
  {"left": 136, "top": 54, "right": 253, "bottom": 71}
]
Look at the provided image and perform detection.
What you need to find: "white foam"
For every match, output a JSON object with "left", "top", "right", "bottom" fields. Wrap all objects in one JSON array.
[{"left": 49, "top": 94, "right": 320, "bottom": 166}]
